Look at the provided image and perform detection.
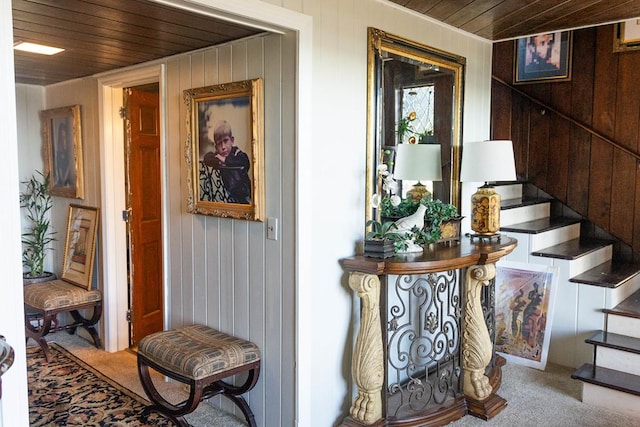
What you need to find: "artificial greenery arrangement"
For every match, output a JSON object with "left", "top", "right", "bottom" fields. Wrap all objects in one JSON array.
[
  {"left": 20, "top": 171, "right": 56, "bottom": 279},
  {"left": 421, "top": 198, "right": 460, "bottom": 244},
  {"left": 378, "top": 195, "right": 459, "bottom": 245},
  {"left": 380, "top": 196, "right": 420, "bottom": 220},
  {"left": 365, "top": 219, "right": 410, "bottom": 254}
]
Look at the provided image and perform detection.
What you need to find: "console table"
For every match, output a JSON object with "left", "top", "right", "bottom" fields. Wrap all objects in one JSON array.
[{"left": 340, "top": 236, "right": 517, "bottom": 426}]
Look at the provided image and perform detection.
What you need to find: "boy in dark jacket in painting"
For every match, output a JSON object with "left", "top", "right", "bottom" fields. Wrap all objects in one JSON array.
[{"left": 203, "top": 120, "right": 251, "bottom": 204}]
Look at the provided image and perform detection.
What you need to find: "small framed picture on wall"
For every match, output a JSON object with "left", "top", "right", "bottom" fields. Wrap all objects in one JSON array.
[{"left": 514, "top": 31, "right": 573, "bottom": 84}]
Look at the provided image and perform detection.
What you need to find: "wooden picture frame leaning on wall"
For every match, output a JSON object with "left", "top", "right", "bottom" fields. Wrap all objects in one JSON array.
[{"left": 61, "top": 204, "right": 99, "bottom": 290}]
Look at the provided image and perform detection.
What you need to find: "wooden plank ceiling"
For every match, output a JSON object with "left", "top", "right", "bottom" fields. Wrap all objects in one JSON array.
[
  {"left": 13, "top": 0, "right": 640, "bottom": 86},
  {"left": 390, "top": 0, "right": 640, "bottom": 40},
  {"left": 12, "top": 0, "right": 262, "bottom": 86}
]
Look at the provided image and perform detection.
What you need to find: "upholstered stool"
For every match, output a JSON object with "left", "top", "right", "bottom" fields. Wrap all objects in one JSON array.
[
  {"left": 137, "top": 324, "right": 261, "bottom": 427},
  {"left": 24, "top": 279, "right": 102, "bottom": 362}
]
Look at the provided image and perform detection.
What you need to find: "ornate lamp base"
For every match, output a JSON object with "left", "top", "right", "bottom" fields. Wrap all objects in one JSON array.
[
  {"left": 406, "top": 181, "right": 431, "bottom": 202},
  {"left": 469, "top": 185, "right": 502, "bottom": 236}
]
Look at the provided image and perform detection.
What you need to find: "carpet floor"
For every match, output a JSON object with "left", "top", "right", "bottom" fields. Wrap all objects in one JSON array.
[
  {"left": 28, "top": 333, "right": 247, "bottom": 426},
  {"left": 27, "top": 344, "right": 171, "bottom": 426},
  {"left": 32, "top": 333, "right": 640, "bottom": 426}
]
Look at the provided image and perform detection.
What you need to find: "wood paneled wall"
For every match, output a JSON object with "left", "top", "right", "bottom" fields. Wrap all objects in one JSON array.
[
  {"left": 491, "top": 25, "right": 640, "bottom": 260},
  {"left": 164, "top": 33, "right": 295, "bottom": 426}
]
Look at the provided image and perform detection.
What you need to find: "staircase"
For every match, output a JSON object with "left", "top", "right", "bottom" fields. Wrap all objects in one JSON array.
[{"left": 494, "top": 182, "right": 640, "bottom": 417}]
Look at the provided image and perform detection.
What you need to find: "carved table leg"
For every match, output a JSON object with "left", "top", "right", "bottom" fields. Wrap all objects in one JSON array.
[
  {"left": 344, "top": 272, "right": 384, "bottom": 426},
  {"left": 462, "top": 264, "right": 507, "bottom": 420}
]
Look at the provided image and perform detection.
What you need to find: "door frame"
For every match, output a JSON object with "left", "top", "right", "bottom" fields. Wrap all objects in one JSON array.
[
  {"left": 97, "top": 1, "right": 314, "bottom": 424},
  {"left": 98, "top": 64, "right": 167, "bottom": 352}
]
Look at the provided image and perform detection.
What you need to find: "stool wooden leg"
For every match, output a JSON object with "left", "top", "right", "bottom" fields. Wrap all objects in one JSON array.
[
  {"left": 68, "top": 302, "right": 102, "bottom": 349},
  {"left": 25, "top": 311, "right": 55, "bottom": 362},
  {"left": 137, "top": 355, "right": 204, "bottom": 426},
  {"left": 205, "top": 363, "right": 260, "bottom": 427}
]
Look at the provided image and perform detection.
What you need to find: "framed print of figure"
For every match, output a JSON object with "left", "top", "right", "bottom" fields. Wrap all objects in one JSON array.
[
  {"left": 61, "top": 204, "right": 99, "bottom": 290},
  {"left": 40, "top": 104, "right": 85, "bottom": 199},
  {"left": 495, "top": 261, "right": 558, "bottom": 370},
  {"left": 184, "top": 78, "right": 264, "bottom": 221},
  {"left": 514, "top": 31, "right": 572, "bottom": 84}
]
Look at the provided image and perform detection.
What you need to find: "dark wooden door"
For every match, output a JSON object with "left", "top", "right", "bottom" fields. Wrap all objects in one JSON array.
[{"left": 125, "top": 86, "right": 163, "bottom": 346}]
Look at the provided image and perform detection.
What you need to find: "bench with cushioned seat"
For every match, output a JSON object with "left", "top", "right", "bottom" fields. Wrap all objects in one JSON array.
[
  {"left": 137, "top": 324, "right": 261, "bottom": 427},
  {"left": 24, "top": 279, "right": 102, "bottom": 362},
  {"left": 24, "top": 204, "right": 102, "bottom": 362}
]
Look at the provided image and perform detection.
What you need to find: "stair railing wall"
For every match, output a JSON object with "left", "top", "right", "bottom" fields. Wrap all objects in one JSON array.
[{"left": 490, "top": 24, "right": 640, "bottom": 261}]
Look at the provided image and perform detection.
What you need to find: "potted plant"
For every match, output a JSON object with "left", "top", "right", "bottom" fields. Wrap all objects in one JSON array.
[
  {"left": 364, "top": 220, "right": 408, "bottom": 258},
  {"left": 421, "top": 197, "right": 462, "bottom": 244},
  {"left": 20, "top": 171, "right": 56, "bottom": 284}
]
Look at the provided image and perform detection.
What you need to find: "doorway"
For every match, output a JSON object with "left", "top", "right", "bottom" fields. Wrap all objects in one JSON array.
[{"left": 124, "top": 84, "right": 163, "bottom": 346}]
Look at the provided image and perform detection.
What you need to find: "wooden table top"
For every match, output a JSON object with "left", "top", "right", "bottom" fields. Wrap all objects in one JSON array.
[{"left": 341, "top": 236, "right": 517, "bottom": 275}]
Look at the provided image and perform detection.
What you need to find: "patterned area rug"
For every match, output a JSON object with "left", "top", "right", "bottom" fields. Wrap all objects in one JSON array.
[{"left": 27, "top": 344, "right": 170, "bottom": 426}]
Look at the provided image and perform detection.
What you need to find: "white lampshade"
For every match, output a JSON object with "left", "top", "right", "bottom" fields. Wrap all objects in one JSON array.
[
  {"left": 460, "top": 140, "right": 516, "bottom": 183},
  {"left": 393, "top": 143, "right": 442, "bottom": 181}
]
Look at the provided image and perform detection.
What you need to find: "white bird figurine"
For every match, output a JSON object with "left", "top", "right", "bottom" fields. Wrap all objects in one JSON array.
[{"left": 393, "top": 204, "right": 427, "bottom": 253}]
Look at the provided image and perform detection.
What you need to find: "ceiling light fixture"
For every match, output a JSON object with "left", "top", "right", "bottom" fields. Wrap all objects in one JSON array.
[{"left": 14, "top": 42, "right": 65, "bottom": 56}]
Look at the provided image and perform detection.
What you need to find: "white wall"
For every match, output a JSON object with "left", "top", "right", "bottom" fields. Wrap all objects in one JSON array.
[
  {"left": 0, "top": 2, "right": 29, "bottom": 425},
  {"left": 254, "top": 1, "right": 493, "bottom": 425},
  {"left": 161, "top": 34, "right": 297, "bottom": 424}
]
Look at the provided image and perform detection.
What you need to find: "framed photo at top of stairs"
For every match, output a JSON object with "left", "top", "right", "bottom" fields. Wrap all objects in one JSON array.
[{"left": 494, "top": 261, "right": 559, "bottom": 370}]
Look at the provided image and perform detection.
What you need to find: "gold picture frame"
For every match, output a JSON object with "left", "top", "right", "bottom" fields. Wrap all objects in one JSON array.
[
  {"left": 61, "top": 204, "right": 99, "bottom": 290},
  {"left": 40, "top": 105, "right": 85, "bottom": 199},
  {"left": 514, "top": 31, "right": 572, "bottom": 84},
  {"left": 184, "top": 78, "right": 265, "bottom": 221},
  {"left": 614, "top": 20, "right": 640, "bottom": 52}
]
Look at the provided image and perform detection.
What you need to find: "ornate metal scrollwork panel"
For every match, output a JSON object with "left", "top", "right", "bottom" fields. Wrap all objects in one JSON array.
[{"left": 385, "top": 270, "right": 462, "bottom": 418}]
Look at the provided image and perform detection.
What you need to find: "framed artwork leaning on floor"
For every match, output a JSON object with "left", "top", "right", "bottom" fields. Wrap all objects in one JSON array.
[{"left": 494, "top": 261, "right": 558, "bottom": 370}]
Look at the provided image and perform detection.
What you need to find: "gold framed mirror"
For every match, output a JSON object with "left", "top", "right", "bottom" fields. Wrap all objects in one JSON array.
[{"left": 366, "top": 28, "right": 465, "bottom": 224}]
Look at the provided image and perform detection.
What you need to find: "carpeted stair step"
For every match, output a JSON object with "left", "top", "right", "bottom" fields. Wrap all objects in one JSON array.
[
  {"left": 570, "top": 261, "right": 640, "bottom": 288},
  {"left": 531, "top": 237, "right": 612, "bottom": 260},
  {"left": 572, "top": 363, "right": 640, "bottom": 397},
  {"left": 500, "top": 216, "right": 580, "bottom": 234}
]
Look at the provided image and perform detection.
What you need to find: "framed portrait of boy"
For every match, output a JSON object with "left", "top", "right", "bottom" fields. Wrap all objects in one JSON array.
[
  {"left": 184, "top": 78, "right": 265, "bottom": 221},
  {"left": 40, "top": 104, "right": 85, "bottom": 199},
  {"left": 514, "top": 31, "right": 572, "bottom": 84}
]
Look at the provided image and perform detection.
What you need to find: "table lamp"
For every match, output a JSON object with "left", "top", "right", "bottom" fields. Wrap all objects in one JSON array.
[
  {"left": 393, "top": 143, "right": 442, "bottom": 201},
  {"left": 460, "top": 140, "right": 516, "bottom": 237}
]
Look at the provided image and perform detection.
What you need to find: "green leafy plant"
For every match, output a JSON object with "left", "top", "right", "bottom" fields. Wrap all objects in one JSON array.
[
  {"left": 365, "top": 220, "right": 402, "bottom": 240},
  {"left": 365, "top": 220, "right": 410, "bottom": 252},
  {"left": 380, "top": 196, "right": 420, "bottom": 219},
  {"left": 422, "top": 198, "right": 459, "bottom": 244},
  {"left": 20, "top": 171, "right": 56, "bottom": 278},
  {"left": 380, "top": 196, "right": 460, "bottom": 245}
]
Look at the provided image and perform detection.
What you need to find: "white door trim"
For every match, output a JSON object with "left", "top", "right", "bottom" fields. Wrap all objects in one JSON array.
[{"left": 97, "top": 65, "right": 167, "bottom": 352}]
